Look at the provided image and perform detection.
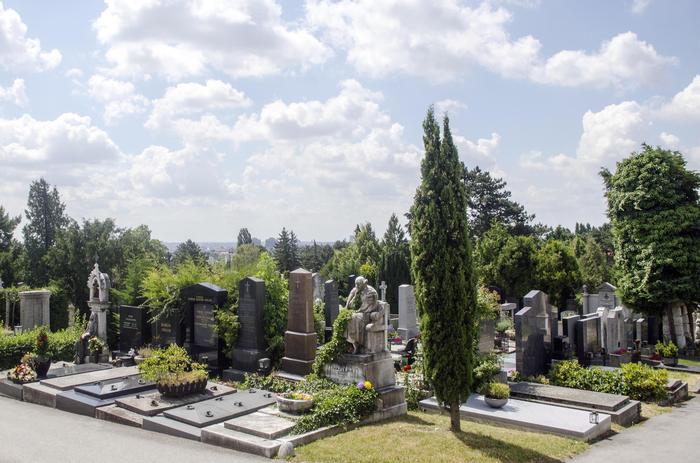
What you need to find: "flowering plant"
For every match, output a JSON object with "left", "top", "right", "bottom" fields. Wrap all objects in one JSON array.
[
  {"left": 87, "top": 336, "right": 105, "bottom": 354},
  {"left": 356, "top": 380, "right": 373, "bottom": 391},
  {"left": 612, "top": 348, "right": 628, "bottom": 355},
  {"left": 282, "top": 392, "right": 313, "bottom": 401},
  {"left": 21, "top": 352, "right": 38, "bottom": 369},
  {"left": 8, "top": 363, "right": 37, "bottom": 383},
  {"left": 402, "top": 364, "right": 412, "bottom": 373},
  {"left": 35, "top": 326, "right": 50, "bottom": 359}
]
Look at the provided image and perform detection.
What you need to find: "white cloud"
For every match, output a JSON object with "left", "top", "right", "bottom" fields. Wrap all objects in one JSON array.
[
  {"left": 0, "top": 78, "right": 26, "bottom": 106},
  {"left": 630, "top": 0, "right": 652, "bottom": 14},
  {"left": 534, "top": 32, "right": 675, "bottom": 89},
  {"left": 659, "top": 132, "right": 680, "bottom": 149},
  {"left": 93, "top": 0, "right": 330, "bottom": 80},
  {"left": 306, "top": 1, "right": 673, "bottom": 89},
  {"left": 88, "top": 74, "right": 150, "bottom": 124},
  {"left": 455, "top": 132, "right": 500, "bottom": 169},
  {"left": 146, "top": 80, "right": 251, "bottom": 130},
  {"left": 0, "top": 2, "right": 61, "bottom": 71},
  {"left": 659, "top": 75, "right": 700, "bottom": 120},
  {"left": 435, "top": 99, "right": 467, "bottom": 114}
]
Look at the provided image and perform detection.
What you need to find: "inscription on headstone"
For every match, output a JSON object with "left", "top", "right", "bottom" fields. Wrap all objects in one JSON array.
[
  {"left": 193, "top": 302, "right": 217, "bottom": 348},
  {"left": 119, "top": 305, "right": 151, "bottom": 352}
]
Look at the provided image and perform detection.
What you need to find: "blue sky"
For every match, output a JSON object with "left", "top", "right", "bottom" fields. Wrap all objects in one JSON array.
[{"left": 1, "top": 0, "right": 699, "bottom": 242}]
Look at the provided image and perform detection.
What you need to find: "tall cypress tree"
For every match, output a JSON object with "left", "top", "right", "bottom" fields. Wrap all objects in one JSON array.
[
  {"left": 379, "top": 213, "right": 411, "bottom": 309},
  {"left": 410, "top": 108, "right": 477, "bottom": 432}
]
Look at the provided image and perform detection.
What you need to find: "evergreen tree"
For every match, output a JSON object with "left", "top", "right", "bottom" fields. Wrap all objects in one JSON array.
[
  {"left": 0, "top": 205, "right": 22, "bottom": 286},
  {"left": 172, "top": 239, "right": 207, "bottom": 268},
  {"left": 462, "top": 166, "right": 534, "bottom": 239},
  {"left": 237, "top": 228, "right": 253, "bottom": 248},
  {"left": 299, "top": 241, "right": 334, "bottom": 272},
  {"left": 534, "top": 239, "right": 581, "bottom": 308},
  {"left": 273, "top": 227, "right": 300, "bottom": 273},
  {"left": 601, "top": 145, "right": 700, "bottom": 344},
  {"left": 409, "top": 108, "right": 477, "bottom": 432},
  {"left": 289, "top": 230, "right": 300, "bottom": 270},
  {"left": 379, "top": 213, "right": 411, "bottom": 308},
  {"left": 578, "top": 236, "right": 608, "bottom": 289},
  {"left": 23, "top": 178, "right": 68, "bottom": 285}
]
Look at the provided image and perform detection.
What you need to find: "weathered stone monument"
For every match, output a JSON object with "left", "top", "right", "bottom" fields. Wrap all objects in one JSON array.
[
  {"left": 514, "top": 290, "right": 552, "bottom": 377},
  {"left": 323, "top": 279, "right": 339, "bottom": 342},
  {"left": 19, "top": 289, "right": 51, "bottom": 331},
  {"left": 479, "top": 318, "right": 496, "bottom": 353},
  {"left": 280, "top": 269, "right": 316, "bottom": 378},
  {"left": 605, "top": 308, "right": 626, "bottom": 353},
  {"left": 312, "top": 273, "right": 325, "bottom": 302},
  {"left": 397, "top": 284, "right": 418, "bottom": 341},
  {"left": 226, "top": 277, "right": 267, "bottom": 380},
  {"left": 582, "top": 283, "right": 619, "bottom": 315},
  {"left": 75, "top": 262, "right": 111, "bottom": 364}
]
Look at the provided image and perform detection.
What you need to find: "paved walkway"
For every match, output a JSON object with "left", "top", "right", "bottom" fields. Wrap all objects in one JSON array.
[
  {"left": 0, "top": 395, "right": 266, "bottom": 463},
  {"left": 571, "top": 397, "right": 700, "bottom": 463}
]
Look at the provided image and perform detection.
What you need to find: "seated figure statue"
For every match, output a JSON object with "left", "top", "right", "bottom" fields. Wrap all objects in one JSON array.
[
  {"left": 75, "top": 312, "right": 98, "bottom": 364},
  {"left": 344, "top": 276, "right": 386, "bottom": 354}
]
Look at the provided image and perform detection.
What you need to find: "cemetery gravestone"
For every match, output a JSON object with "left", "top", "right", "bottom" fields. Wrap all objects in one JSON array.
[
  {"left": 479, "top": 318, "right": 496, "bottom": 353},
  {"left": 19, "top": 290, "right": 51, "bottom": 331},
  {"left": 605, "top": 308, "right": 626, "bottom": 353},
  {"left": 227, "top": 277, "right": 267, "bottom": 380},
  {"left": 398, "top": 284, "right": 418, "bottom": 341},
  {"left": 280, "top": 269, "right": 316, "bottom": 377},
  {"left": 118, "top": 305, "right": 151, "bottom": 352},
  {"left": 582, "top": 282, "right": 619, "bottom": 315},
  {"left": 152, "top": 311, "right": 181, "bottom": 346},
  {"left": 323, "top": 279, "right": 339, "bottom": 342},
  {"left": 312, "top": 273, "right": 325, "bottom": 302},
  {"left": 181, "top": 283, "right": 228, "bottom": 372},
  {"left": 576, "top": 315, "right": 602, "bottom": 365},
  {"left": 515, "top": 290, "right": 552, "bottom": 377}
]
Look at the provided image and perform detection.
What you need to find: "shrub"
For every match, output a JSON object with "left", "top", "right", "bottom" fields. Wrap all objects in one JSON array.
[
  {"left": 291, "top": 384, "right": 378, "bottom": 434},
  {"left": 655, "top": 340, "right": 679, "bottom": 359},
  {"left": 313, "top": 299, "right": 325, "bottom": 345},
  {"left": 138, "top": 344, "right": 207, "bottom": 385},
  {"left": 549, "top": 360, "right": 667, "bottom": 402},
  {"left": 481, "top": 382, "right": 510, "bottom": 399},
  {"left": 0, "top": 326, "right": 81, "bottom": 369},
  {"left": 495, "top": 318, "right": 513, "bottom": 334},
  {"left": 472, "top": 352, "right": 503, "bottom": 392},
  {"left": 312, "top": 308, "right": 353, "bottom": 375},
  {"left": 87, "top": 336, "right": 105, "bottom": 354}
]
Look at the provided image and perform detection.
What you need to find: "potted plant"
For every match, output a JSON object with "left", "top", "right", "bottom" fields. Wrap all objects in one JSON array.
[
  {"left": 656, "top": 340, "right": 679, "bottom": 366},
  {"left": 34, "top": 327, "right": 52, "bottom": 377},
  {"left": 276, "top": 391, "right": 314, "bottom": 413},
  {"left": 87, "top": 336, "right": 105, "bottom": 363},
  {"left": 137, "top": 344, "right": 208, "bottom": 397},
  {"left": 482, "top": 381, "right": 510, "bottom": 408},
  {"left": 134, "top": 345, "right": 153, "bottom": 365}
]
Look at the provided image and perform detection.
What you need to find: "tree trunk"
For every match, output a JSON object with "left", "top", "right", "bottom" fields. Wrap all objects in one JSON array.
[{"left": 449, "top": 399, "right": 461, "bottom": 432}]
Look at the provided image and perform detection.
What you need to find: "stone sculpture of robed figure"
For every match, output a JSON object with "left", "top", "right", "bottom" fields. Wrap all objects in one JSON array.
[{"left": 344, "top": 276, "right": 387, "bottom": 354}]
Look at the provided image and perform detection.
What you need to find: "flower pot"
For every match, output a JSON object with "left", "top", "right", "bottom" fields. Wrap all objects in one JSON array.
[
  {"left": 134, "top": 356, "right": 145, "bottom": 365},
  {"left": 34, "top": 358, "right": 51, "bottom": 378},
  {"left": 662, "top": 357, "right": 678, "bottom": 367},
  {"left": 484, "top": 397, "right": 508, "bottom": 408},
  {"left": 276, "top": 395, "right": 313, "bottom": 413},
  {"left": 156, "top": 377, "right": 208, "bottom": 398}
]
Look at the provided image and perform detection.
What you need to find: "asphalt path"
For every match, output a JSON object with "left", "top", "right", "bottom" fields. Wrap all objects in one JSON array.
[{"left": 0, "top": 395, "right": 267, "bottom": 463}]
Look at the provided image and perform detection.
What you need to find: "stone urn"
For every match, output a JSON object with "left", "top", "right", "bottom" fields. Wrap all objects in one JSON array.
[
  {"left": 34, "top": 357, "right": 51, "bottom": 378},
  {"left": 276, "top": 393, "right": 314, "bottom": 413},
  {"left": 484, "top": 396, "right": 508, "bottom": 409},
  {"left": 662, "top": 357, "right": 678, "bottom": 367}
]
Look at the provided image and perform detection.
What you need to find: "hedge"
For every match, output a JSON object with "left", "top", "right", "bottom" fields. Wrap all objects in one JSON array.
[{"left": 0, "top": 325, "right": 82, "bottom": 370}]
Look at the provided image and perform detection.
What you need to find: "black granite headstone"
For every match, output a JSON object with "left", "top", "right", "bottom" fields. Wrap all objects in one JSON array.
[
  {"left": 181, "top": 282, "right": 228, "bottom": 373},
  {"left": 324, "top": 280, "right": 339, "bottom": 342},
  {"left": 152, "top": 311, "right": 181, "bottom": 346},
  {"left": 119, "top": 305, "right": 151, "bottom": 352},
  {"left": 225, "top": 277, "right": 267, "bottom": 380}
]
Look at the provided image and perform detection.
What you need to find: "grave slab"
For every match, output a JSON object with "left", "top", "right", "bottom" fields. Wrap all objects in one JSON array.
[
  {"left": 202, "top": 424, "right": 282, "bottom": 458},
  {"left": 0, "top": 379, "right": 23, "bottom": 400},
  {"left": 22, "top": 382, "right": 62, "bottom": 407},
  {"left": 115, "top": 382, "right": 236, "bottom": 416},
  {"left": 95, "top": 404, "right": 144, "bottom": 428},
  {"left": 420, "top": 394, "right": 611, "bottom": 441},
  {"left": 0, "top": 363, "right": 112, "bottom": 401},
  {"left": 56, "top": 379, "right": 158, "bottom": 417},
  {"left": 163, "top": 389, "right": 276, "bottom": 427},
  {"left": 74, "top": 375, "right": 154, "bottom": 399},
  {"left": 40, "top": 365, "right": 139, "bottom": 391},
  {"left": 224, "top": 411, "right": 296, "bottom": 439},
  {"left": 142, "top": 415, "right": 203, "bottom": 441}
]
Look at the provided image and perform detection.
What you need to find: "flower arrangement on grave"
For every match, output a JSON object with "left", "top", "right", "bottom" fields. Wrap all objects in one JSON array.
[
  {"left": 32, "top": 327, "right": 53, "bottom": 377},
  {"left": 87, "top": 336, "right": 105, "bottom": 355},
  {"left": 7, "top": 362, "right": 38, "bottom": 384},
  {"left": 277, "top": 391, "right": 315, "bottom": 413},
  {"left": 613, "top": 347, "right": 628, "bottom": 355},
  {"left": 137, "top": 344, "right": 208, "bottom": 397},
  {"left": 481, "top": 381, "right": 510, "bottom": 408},
  {"left": 356, "top": 380, "right": 373, "bottom": 391}
]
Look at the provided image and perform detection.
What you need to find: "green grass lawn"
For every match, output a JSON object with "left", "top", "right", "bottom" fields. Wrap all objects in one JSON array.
[
  {"left": 293, "top": 411, "right": 588, "bottom": 463},
  {"left": 679, "top": 358, "right": 700, "bottom": 367}
]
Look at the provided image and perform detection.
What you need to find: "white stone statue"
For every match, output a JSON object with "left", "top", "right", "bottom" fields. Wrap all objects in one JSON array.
[
  {"left": 344, "top": 276, "right": 386, "bottom": 355},
  {"left": 87, "top": 263, "right": 111, "bottom": 303}
]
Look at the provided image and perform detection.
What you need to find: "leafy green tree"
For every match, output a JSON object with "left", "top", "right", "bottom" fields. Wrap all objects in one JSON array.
[
  {"left": 230, "top": 243, "right": 264, "bottom": 271},
  {"left": 379, "top": 213, "right": 411, "bottom": 309},
  {"left": 577, "top": 236, "right": 608, "bottom": 290},
  {"left": 546, "top": 225, "right": 574, "bottom": 243},
  {"left": 410, "top": 109, "right": 477, "bottom": 432},
  {"left": 23, "top": 179, "right": 69, "bottom": 285},
  {"left": 601, "top": 145, "right": 700, "bottom": 343},
  {"left": 534, "top": 239, "right": 581, "bottom": 308},
  {"left": 354, "top": 223, "right": 381, "bottom": 269},
  {"left": 321, "top": 243, "right": 361, "bottom": 297},
  {"left": 273, "top": 227, "right": 300, "bottom": 273},
  {"left": 172, "top": 239, "right": 207, "bottom": 268},
  {"left": 299, "top": 241, "right": 334, "bottom": 272},
  {"left": 0, "top": 205, "right": 22, "bottom": 286},
  {"left": 462, "top": 166, "right": 534, "bottom": 239},
  {"left": 112, "top": 257, "right": 155, "bottom": 306},
  {"left": 255, "top": 253, "right": 289, "bottom": 364},
  {"left": 237, "top": 228, "right": 253, "bottom": 248}
]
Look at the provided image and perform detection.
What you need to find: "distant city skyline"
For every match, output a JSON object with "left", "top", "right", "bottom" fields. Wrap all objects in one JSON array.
[{"left": 1, "top": 0, "right": 699, "bottom": 242}]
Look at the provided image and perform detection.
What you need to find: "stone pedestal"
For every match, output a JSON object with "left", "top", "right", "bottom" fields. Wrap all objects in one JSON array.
[
  {"left": 88, "top": 301, "right": 110, "bottom": 346},
  {"left": 19, "top": 290, "right": 51, "bottom": 331},
  {"left": 279, "top": 269, "right": 316, "bottom": 377},
  {"left": 323, "top": 352, "right": 396, "bottom": 389}
]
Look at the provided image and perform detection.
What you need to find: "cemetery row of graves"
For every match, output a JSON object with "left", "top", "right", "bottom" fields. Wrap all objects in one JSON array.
[{"left": 1, "top": 119, "right": 699, "bottom": 461}]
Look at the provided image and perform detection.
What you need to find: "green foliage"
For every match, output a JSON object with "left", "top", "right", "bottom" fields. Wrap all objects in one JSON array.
[
  {"left": 299, "top": 241, "right": 335, "bottom": 273},
  {"left": 476, "top": 286, "right": 500, "bottom": 322},
  {"left": 254, "top": 253, "right": 288, "bottom": 364},
  {"left": 0, "top": 325, "right": 82, "bottom": 369},
  {"left": 291, "top": 384, "right": 378, "bottom": 434},
  {"left": 215, "top": 309, "right": 240, "bottom": 358},
  {"left": 47, "top": 283, "right": 70, "bottom": 331},
  {"left": 495, "top": 318, "right": 513, "bottom": 333},
  {"left": 481, "top": 382, "right": 510, "bottom": 399},
  {"left": 601, "top": 145, "right": 700, "bottom": 314},
  {"left": 141, "top": 259, "right": 211, "bottom": 321},
  {"left": 534, "top": 239, "right": 581, "bottom": 308},
  {"left": 463, "top": 166, "right": 534, "bottom": 239},
  {"left": 409, "top": 108, "right": 478, "bottom": 418},
  {"left": 313, "top": 299, "right": 325, "bottom": 344},
  {"left": 228, "top": 244, "right": 263, "bottom": 272},
  {"left": 23, "top": 178, "right": 69, "bottom": 286},
  {"left": 472, "top": 353, "right": 503, "bottom": 392},
  {"left": 655, "top": 340, "right": 679, "bottom": 358},
  {"left": 313, "top": 308, "right": 353, "bottom": 375},
  {"left": 322, "top": 244, "right": 361, "bottom": 296},
  {"left": 549, "top": 360, "right": 667, "bottom": 402},
  {"left": 0, "top": 205, "right": 22, "bottom": 287},
  {"left": 87, "top": 336, "right": 105, "bottom": 354},
  {"left": 112, "top": 257, "right": 155, "bottom": 306},
  {"left": 172, "top": 239, "right": 208, "bottom": 268},
  {"left": 577, "top": 236, "right": 609, "bottom": 290},
  {"left": 137, "top": 344, "right": 207, "bottom": 384},
  {"left": 273, "top": 227, "right": 300, "bottom": 274},
  {"left": 237, "top": 228, "right": 252, "bottom": 248},
  {"left": 378, "top": 213, "right": 411, "bottom": 309}
]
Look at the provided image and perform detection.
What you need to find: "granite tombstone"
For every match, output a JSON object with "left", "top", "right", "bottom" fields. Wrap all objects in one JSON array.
[
  {"left": 398, "top": 284, "right": 418, "bottom": 341},
  {"left": 227, "top": 277, "right": 267, "bottom": 380},
  {"left": 323, "top": 279, "right": 339, "bottom": 342},
  {"left": 280, "top": 269, "right": 316, "bottom": 377},
  {"left": 118, "top": 305, "right": 151, "bottom": 352}
]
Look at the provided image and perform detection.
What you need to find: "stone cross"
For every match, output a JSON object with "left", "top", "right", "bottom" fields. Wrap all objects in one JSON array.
[
  {"left": 244, "top": 280, "right": 251, "bottom": 295},
  {"left": 379, "top": 281, "right": 387, "bottom": 302}
]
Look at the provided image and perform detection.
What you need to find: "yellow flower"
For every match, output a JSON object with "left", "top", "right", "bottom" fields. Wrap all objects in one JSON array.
[{"left": 363, "top": 380, "right": 372, "bottom": 390}]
